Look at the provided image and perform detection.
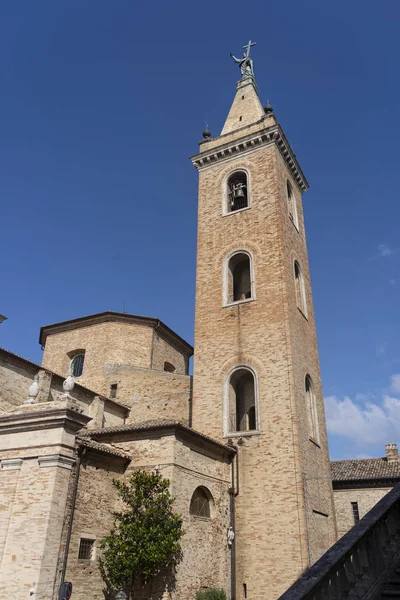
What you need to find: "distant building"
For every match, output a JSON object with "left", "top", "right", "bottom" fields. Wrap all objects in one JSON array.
[{"left": 332, "top": 443, "right": 400, "bottom": 538}]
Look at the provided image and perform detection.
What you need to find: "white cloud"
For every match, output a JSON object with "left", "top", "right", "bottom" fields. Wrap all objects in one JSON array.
[
  {"left": 379, "top": 243, "right": 393, "bottom": 257},
  {"left": 325, "top": 389, "right": 400, "bottom": 447},
  {"left": 391, "top": 374, "right": 400, "bottom": 394}
]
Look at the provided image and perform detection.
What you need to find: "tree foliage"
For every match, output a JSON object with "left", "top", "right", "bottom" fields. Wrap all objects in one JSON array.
[
  {"left": 99, "top": 470, "right": 183, "bottom": 599},
  {"left": 195, "top": 589, "right": 227, "bottom": 600}
]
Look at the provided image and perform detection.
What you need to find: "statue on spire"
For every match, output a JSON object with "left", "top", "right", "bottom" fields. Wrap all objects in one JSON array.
[{"left": 230, "top": 40, "right": 256, "bottom": 81}]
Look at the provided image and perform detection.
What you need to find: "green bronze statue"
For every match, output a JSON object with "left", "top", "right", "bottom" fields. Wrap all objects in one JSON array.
[{"left": 230, "top": 40, "right": 256, "bottom": 80}]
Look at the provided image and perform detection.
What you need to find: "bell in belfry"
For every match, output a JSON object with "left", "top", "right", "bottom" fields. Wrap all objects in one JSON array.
[{"left": 233, "top": 183, "right": 246, "bottom": 199}]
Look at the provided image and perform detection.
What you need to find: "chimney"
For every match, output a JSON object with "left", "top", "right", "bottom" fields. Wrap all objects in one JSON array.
[{"left": 385, "top": 443, "right": 399, "bottom": 463}]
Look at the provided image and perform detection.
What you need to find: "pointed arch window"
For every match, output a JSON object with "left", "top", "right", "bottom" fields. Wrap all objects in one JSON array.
[
  {"left": 287, "top": 181, "right": 299, "bottom": 229},
  {"left": 227, "top": 170, "right": 249, "bottom": 213},
  {"left": 225, "top": 367, "right": 258, "bottom": 435},
  {"left": 305, "top": 375, "right": 319, "bottom": 443},
  {"left": 224, "top": 251, "right": 254, "bottom": 305},
  {"left": 294, "top": 261, "right": 307, "bottom": 317}
]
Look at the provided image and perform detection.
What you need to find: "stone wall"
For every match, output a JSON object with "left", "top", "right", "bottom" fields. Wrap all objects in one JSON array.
[
  {"left": 333, "top": 487, "right": 392, "bottom": 538},
  {"left": 104, "top": 365, "right": 192, "bottom": 425},
  {"left": 191, "top": 83, "right": 336, "bottom": 600},
  {"left": 63, "top": 430, "right": 232, "bottom": 600},
  {"left": 0, "top": 349, "right": 126, "bottom": 429},
  {"left": 0, "top": 399, "right": 89, "bottom": 600},
  {"left": 42, "top": 321, "right": 154, "bottom": 393},
  {"left": 42, "top": 320, "right": 189, "bottom": 399}
]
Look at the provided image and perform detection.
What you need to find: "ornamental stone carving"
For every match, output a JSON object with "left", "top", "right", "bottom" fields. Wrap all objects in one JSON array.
[
  {"left": 62, "top": 375, "right": 75, "bottom": 396},
  {"left": 25, "top": 374, "right": 40, "bottom": 404}
]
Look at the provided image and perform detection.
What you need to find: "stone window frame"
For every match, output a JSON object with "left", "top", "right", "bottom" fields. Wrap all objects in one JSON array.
[
  {"left": 223, "top": 364, "right": 260, "bottom": 438},
  {"left": 305, "top": 374, "right": 320, "bottom": 446},
  {"left": 222, "top": 167, "right": 252, "bottom": 217},
  {"left": 294, "top": 260, "right": 308, "bottom": 319},
  {"left": 68, "top": 349, "right": 86, "bottom": 378},
  {"left": 77, "top": 534, "right": 96, "bottom": 562},
  {"left": 222, "top": 249, "right": 256, "bottom": 308},
  {"left": 287, "top": 179, "right": 299, "bottom": 231},
  {"left": 189, "top": 486, "right": 215, "bottom": 520}
]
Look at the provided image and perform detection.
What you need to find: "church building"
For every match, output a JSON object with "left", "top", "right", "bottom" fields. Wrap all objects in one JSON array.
[{"left": 0, "top": 44, "right": 396, "bottom": 600}]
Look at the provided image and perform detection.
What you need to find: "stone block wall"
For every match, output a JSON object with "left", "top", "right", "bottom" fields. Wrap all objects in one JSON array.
[
  {"left": 104, "top": 365, "right": 192, "bottom": 425},
  {"left": 191, "top": 94, "right": 336, "bottom": 598},
  {"left": 63, "top": 430, "right": 232, "bottom": 600},
  {"left": 333, "top": 487, "right": 392, "bottom": 538}
]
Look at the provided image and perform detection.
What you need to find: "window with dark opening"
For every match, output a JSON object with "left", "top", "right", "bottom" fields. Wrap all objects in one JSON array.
[
  {"left": 227, "top": 171, "right": 248, "bottom": 212},
  {"left": 71, "top": 353, "right": 85, "bottom": 378},
  {"left": 351, "top": 502, "right": 360, "bottom": 524},
  {"left": 190, "top": 487, "right": 212, "bottom": 518},
  {"left": 294, "top": 261, "right": 307, "bottom": 317},
  {"left": 78, "top": 538, "right": 94, "bottom": 560},
  {"left": 305, "top": 375, "right": 319, "bottom": 443},
  {"left": 287, "top": 180, "right": 299, "bottom": 228},
  {"left": 228, "top": 368, "right": 256, "bottom": 433},
  {"left": 110, "top": 384, "right": 117, "bottom": 399},
  {"left": 164, "top": 361, "right": 176, "bottom": 373},
  {"left": 243, "top": 584, "right": 247, "bottom": 599},
  {"left": 228, "top": 253, "right": 252, "bottom": 303}
]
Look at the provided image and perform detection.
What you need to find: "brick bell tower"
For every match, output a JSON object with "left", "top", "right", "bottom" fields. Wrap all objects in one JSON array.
[{"left": 190, "top": 43, "right": 337, "bottom": 600}]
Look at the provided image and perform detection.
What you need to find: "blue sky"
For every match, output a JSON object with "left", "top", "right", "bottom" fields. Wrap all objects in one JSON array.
[{"left": 1, "top": 1, "right": 400, "bottom": 460}]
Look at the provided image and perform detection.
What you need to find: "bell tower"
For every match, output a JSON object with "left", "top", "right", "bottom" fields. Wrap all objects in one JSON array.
[{"left": 190, "top": 44, "right": 336, "bottom": 600}]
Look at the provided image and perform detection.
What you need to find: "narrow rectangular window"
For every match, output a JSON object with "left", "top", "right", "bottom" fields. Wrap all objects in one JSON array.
[
  {"left": 78, "top": 538, "right": 94, "bottom": 560},
  {"left": 351, "top": 502, "right": 360, "bottom": 524},
  {"left": 243, "top": 583, "right": 247, "bottom": 598},
  {"left": 110, "top": 384, "right": 117, "bottom": 399}
]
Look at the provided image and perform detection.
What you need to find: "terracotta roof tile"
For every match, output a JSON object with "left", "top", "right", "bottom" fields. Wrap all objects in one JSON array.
[
  {"left": 76, "top": 436, "right": 131, "bottom": 460},
  {"left": 81, "top": 419, "right": 236, "bottom": 455},
  {"left": 331, "top": 457, "right": 400, "bottom": 482}
]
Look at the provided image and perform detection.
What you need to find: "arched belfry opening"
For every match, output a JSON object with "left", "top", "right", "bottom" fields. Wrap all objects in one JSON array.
[
  {"left": 227, "top": 170, "right": 248, "bottom": 212},
  {"left": 228, "top": 252, "right": 252, "bottom": 303},
  {"left": 228, "top": 368, "right": 257, "bottom": 433}
]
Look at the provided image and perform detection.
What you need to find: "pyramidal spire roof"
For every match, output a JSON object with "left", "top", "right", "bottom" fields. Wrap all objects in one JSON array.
[{"left": 221, "top": 77, "right": 265, "bottom": 135}]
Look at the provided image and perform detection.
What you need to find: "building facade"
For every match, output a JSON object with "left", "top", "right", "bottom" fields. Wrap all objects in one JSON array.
[
  {"left": 0, "top": 52, "right": 395, "bottom": 600},
  {"left": 190, "top": 64, "right": 336, "bottom": 599}
]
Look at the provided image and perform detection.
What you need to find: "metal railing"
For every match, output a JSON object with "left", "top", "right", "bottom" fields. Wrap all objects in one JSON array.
[{"left": 278, "top": 483, "right": 400, "bottom": 600}]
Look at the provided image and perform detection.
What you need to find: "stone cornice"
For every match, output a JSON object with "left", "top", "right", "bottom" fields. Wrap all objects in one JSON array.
[
  {"left": 0, "top": 402, "right": 91, "bottom": 435},
  {"left": 190, "top": 123, "right": 308, "bottom": 192}
]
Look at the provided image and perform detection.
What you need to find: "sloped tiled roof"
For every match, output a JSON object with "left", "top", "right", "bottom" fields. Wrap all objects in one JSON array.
[
  {"left": 76, "top": 436, "right": 131, "bottom": 460},
  {"left": 81, "top": 418, "right": 236, "bottom": 455},
  {"left": 331, "top": 457, "right": 400, "bottom": 483}
]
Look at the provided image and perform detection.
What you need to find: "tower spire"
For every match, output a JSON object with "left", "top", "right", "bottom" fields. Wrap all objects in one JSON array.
[{"left": 222, "top": 41, "right": 265, "bottom": 135}]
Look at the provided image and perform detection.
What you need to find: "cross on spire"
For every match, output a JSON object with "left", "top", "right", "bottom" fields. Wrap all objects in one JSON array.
[{"left": 242, "top": 40, "right": 256, "bottom": 59}]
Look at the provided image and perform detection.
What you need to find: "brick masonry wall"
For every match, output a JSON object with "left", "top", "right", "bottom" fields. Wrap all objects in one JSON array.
[
  {"left": 333, "top": 487, "right": 392, "bottom": 538},
  {"left": 104, "top": 365, "right": 192, "bottom": 425},
  {"left": 191, "top": 97, "right": 336, "bottom": 599},
  {"left": 64, "top": 432, "right": 231, "bottom": 600},
  {"left": 151, "top": 331, "right": 188, "bottom": 375},
  {"left": 41, "top": 321, "right": 190, "bottom": 422},
  {"left": 274, "top": 148, "right": 337, "bottom": 563},
  {"left": 0, "top": 397, "right": 89, "bottom": 600},
  {"left": 42, "top": 321, "right": 154, "bottom": 393}
]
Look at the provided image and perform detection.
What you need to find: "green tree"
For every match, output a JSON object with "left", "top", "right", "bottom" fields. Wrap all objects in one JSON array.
[
  {"left": 99, "top": 470, "right": 183, "bottom": 599},
  {"left": 195, "top": 589, "right": 227, "bottom": 600}
]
